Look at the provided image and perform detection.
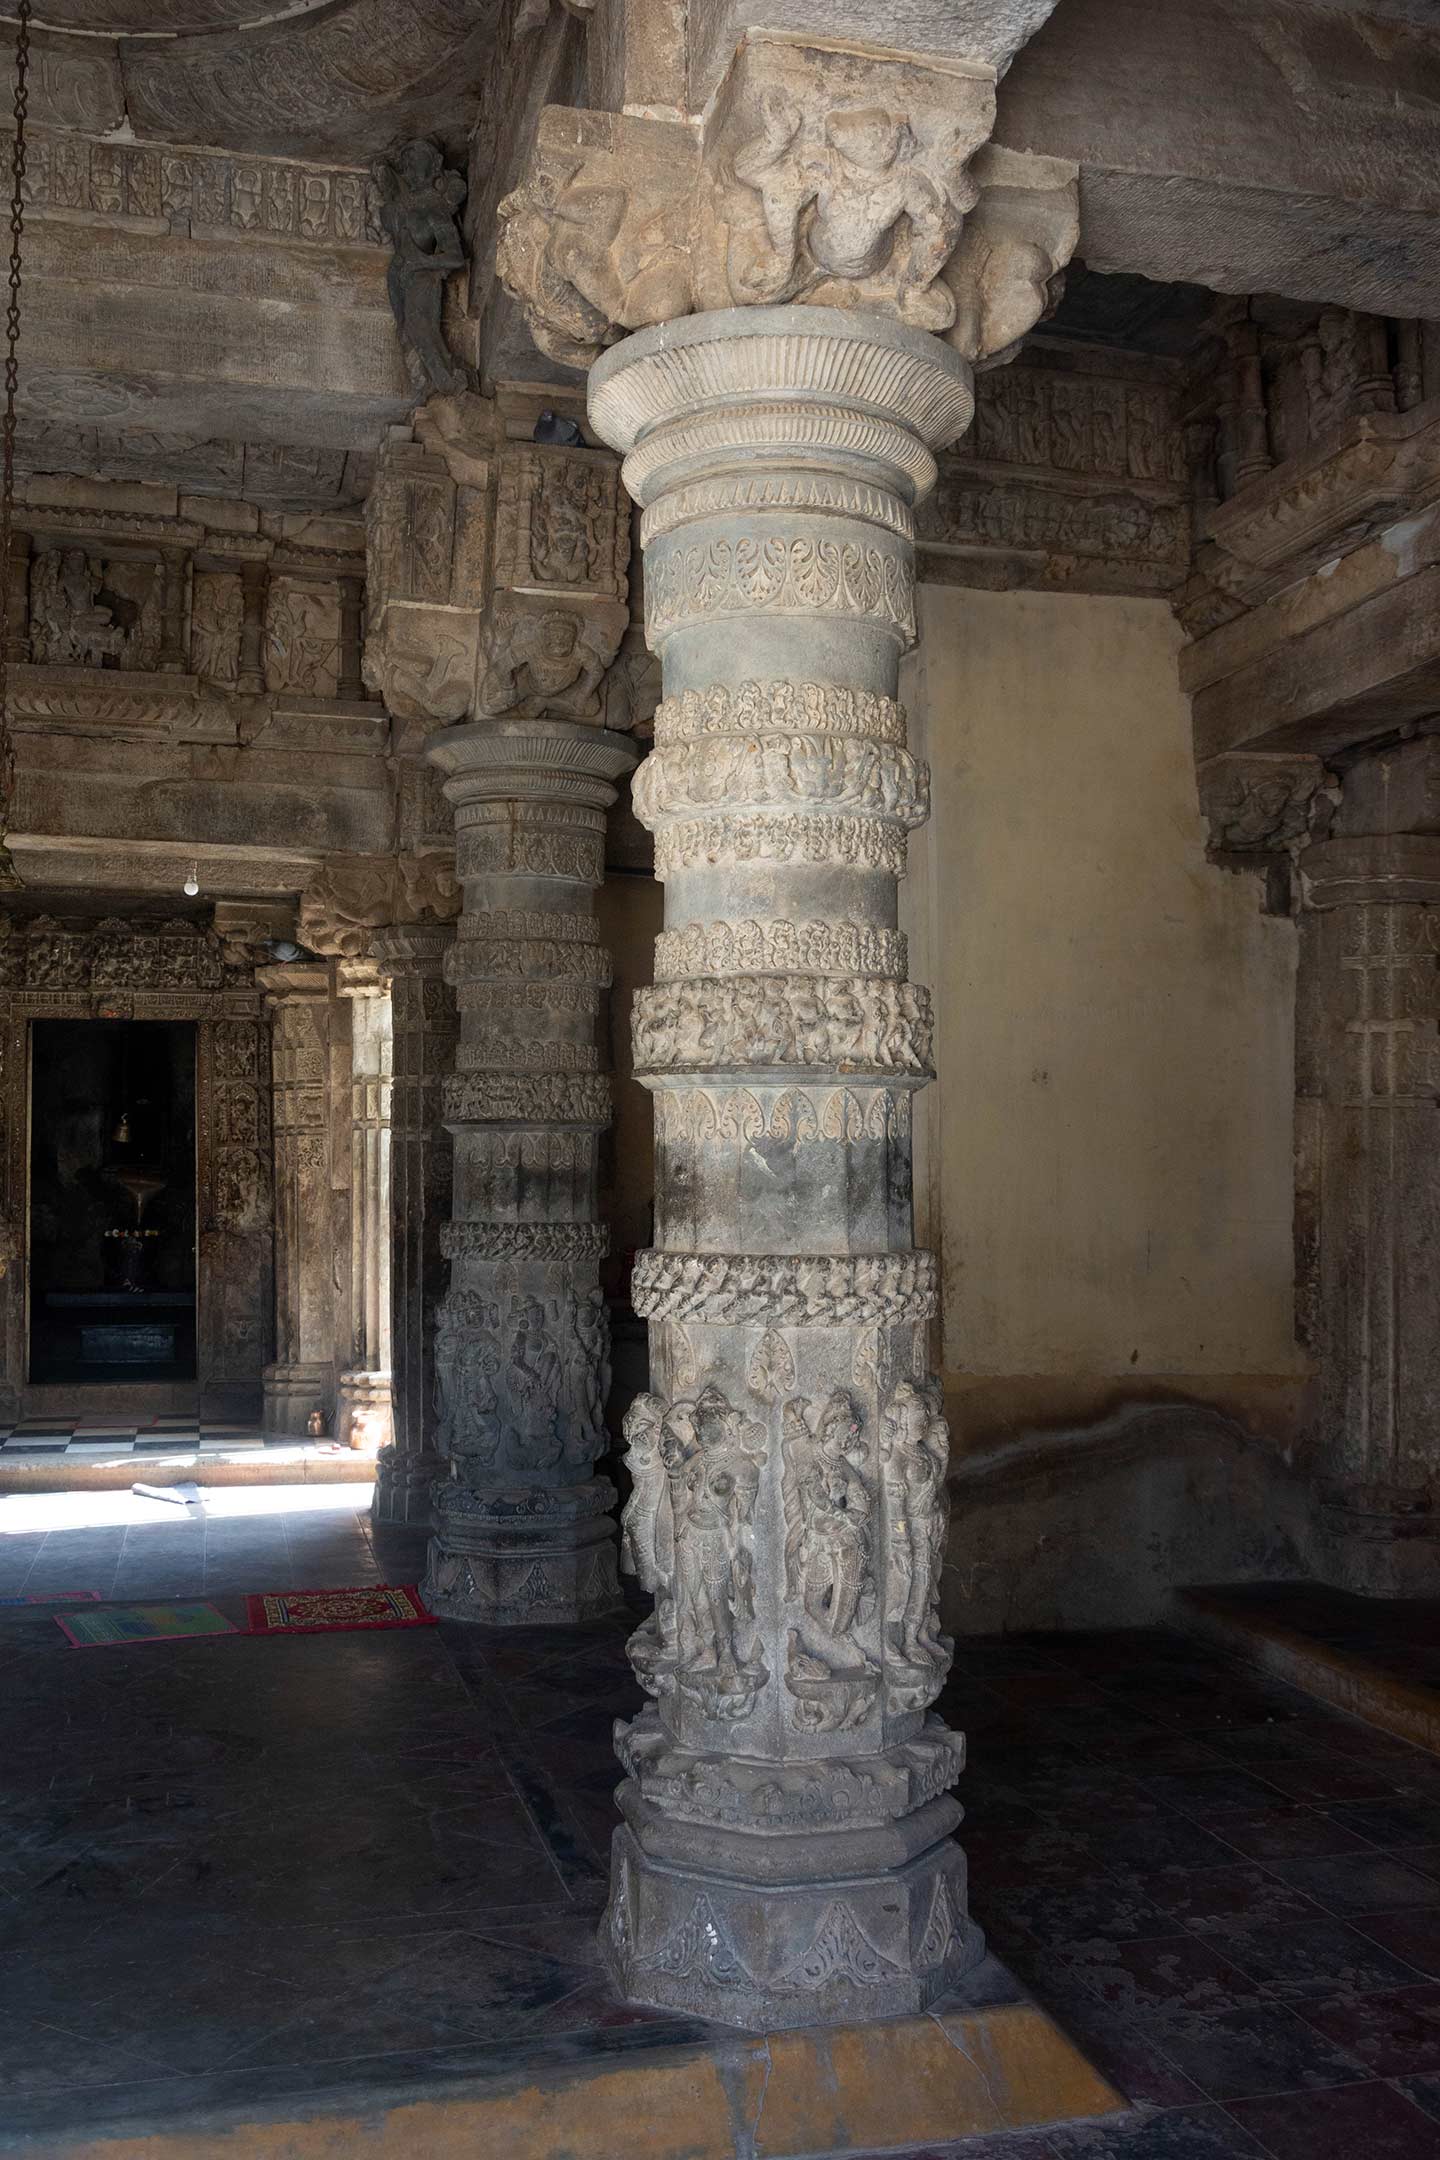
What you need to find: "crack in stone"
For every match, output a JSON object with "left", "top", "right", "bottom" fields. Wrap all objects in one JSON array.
[
  {"left": 925, "top": 2007, "right": 1007, "bottom": 2128},
  {"left": 722, "top": 2036, "right": 772, "bottom": 2160}
]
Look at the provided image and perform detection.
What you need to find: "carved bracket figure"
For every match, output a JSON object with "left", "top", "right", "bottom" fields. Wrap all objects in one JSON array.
[
  {"left": 475, "top": 596, "right": 627, "bottom": 722},
  {"left": 375, "top": 140, "right": 468, "bottom": 397}
]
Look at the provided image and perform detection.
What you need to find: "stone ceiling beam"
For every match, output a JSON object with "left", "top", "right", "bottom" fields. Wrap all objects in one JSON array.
[
  {"left": 15, "top": 203, "right": 408, "bottom": 452},
  {"left": 994, "top": 0, "right": 1440, "bottom": 319}
]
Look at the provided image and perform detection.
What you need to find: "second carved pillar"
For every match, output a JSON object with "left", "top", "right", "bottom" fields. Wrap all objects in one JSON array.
[{"left": 422, "top": 718, "right": 639, "bottom": 1623}]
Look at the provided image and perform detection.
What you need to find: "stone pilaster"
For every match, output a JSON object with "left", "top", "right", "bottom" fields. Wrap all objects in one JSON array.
[
  {"left": 372, "top": 923, "right": 457, "bottom": 1526},
  {"left": 335, "top": 960, "right": 394, "bottom": 1455},
  {"left": 422, "top": 718, "right": 640, "bottom": 1623},
  {"left": 258, "top": 963, "right": 336, "bottom": 1437},
  {"left": 586, "top": 309, "right": 984, "bottom": 2028},
  {"left": 1300, "top": 776, "right": 1440, "bottom": 1593}
]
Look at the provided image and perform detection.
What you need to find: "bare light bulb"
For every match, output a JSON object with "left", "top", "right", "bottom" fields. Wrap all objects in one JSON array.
[{"left": 183, "top": 863, "right": 200, "bottom": 898}]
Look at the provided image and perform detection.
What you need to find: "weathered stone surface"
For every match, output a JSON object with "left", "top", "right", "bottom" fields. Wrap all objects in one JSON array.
[{"left": 586, "top": 306, "right": 989, "bottom": 2028}]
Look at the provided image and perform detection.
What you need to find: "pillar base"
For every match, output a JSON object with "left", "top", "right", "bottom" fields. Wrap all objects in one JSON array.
[
  {"left": 336, "top": 1368, "right": 394, "bottom": 1454},
  {"left": 262, "top": 1360, "right": 329, "bottom": 1439},
  {"left": 371, "top": 1444, "right": 441, "bottom": 1527},
  {"left": 1320, "top": 1484, "right": 1439, "bottom": 1597},
  {"left": 422, "top": 1477, "right": 622, "bottom": 1624},
  {"left": 600, "top": 1813, "right": 984, "bottom": 2032}
]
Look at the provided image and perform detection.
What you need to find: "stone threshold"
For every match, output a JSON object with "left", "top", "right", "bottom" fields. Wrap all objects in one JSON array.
[
  {"left": 0, "top": 1450, "right": 375, "bottom": 1495},
  {"left": 6, "top": 1978, "right": 1123, "bottom": 2160},
  {"left": 1178, "top": 1583, "right": 1440, "bottom": 1754}
]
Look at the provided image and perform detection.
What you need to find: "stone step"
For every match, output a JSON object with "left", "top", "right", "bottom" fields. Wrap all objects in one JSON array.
[
  {"left": 5, "top": 1970, "right": 1122, "bottom": 2160},
  {"left": 1177, "top": 1581, "right": 1440, "bottom": 1755}
]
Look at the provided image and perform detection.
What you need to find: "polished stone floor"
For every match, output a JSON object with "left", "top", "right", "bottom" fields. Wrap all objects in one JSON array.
[{"left": 6, "top": 1492, "right": 1440, "bottom": 2156}]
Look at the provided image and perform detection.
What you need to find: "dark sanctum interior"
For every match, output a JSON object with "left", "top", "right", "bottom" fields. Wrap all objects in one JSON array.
[{"left": 28, "top": 1019, "right": 197, "bottom": 1384}]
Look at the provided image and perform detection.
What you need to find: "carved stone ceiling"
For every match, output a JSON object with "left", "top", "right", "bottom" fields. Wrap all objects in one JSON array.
[{"left": 11, "top": 0, "right": 504, "bottom": 160}]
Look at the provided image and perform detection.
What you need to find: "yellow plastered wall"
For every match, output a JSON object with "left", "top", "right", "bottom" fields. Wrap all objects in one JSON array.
[{"left": 903, "top": 585, "right": 1304, "bottom": 1436}]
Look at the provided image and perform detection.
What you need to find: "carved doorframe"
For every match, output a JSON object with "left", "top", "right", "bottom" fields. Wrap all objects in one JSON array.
[{"left": 0, "top": 917, "right": 272, "bottom": 1422}]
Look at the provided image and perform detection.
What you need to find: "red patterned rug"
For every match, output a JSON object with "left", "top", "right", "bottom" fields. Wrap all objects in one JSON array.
[{"left": 244, "top": 1585, "right": 434, "bottom": 1635}]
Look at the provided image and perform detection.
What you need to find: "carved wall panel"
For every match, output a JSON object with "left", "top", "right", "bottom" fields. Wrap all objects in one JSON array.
[{"left": 9, "top": 130, "right": 385, "bottom": 245}]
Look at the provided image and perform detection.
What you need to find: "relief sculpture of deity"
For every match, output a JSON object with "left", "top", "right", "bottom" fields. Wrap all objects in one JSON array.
[
  {"left": 375, "top": 139, "right": 467, "bottom": 397},
  {"left": 621, "top": 1383, "right": 767, "bottom": 1721},
  {"left": 728, "top": 95, "right": 981, "bottom": 331},
  {"left": 880, "top": 1378, "right": 953, "bottom": 1709}
]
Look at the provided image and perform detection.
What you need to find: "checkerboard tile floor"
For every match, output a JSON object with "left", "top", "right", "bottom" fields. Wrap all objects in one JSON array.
[{"left": 0, "top": 1417, "right": 275, "bottom": 1455}]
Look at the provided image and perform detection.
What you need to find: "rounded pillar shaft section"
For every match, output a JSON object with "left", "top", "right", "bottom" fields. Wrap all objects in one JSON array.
[
  {"left": 423, "top": 718, "right": 639, "bottom": 1624},
  {"left": 588, "top": 308, "right": 983, "bottom": 2030}
]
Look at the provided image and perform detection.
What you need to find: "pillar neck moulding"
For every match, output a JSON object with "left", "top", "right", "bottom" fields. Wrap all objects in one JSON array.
[
  {"left": 422, "top": 717, "right": 640, "bottom": 1624},
  {"left": 371, "top": 922, "right": 458, "bottom": 1528}
]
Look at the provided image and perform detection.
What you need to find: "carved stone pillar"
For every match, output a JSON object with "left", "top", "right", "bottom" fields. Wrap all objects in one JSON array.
[
  {"left": 258, "top": 963, "right": 336, "bottom": 1436},
  {"left": 585, "top": 308, "right": 985, "bottom": 2026},
  {"left": 372, "top": 923, "right": 457, "bottom": 1525},
  {"left": 497, "top": 24, "right": 1079, "bottom": 2025},
  {"left": 1299, "top": 743, "right": 1440, "bottom": 1593},
  {"left": 422, "top": 718, "right": 639, "bottom": 1622},
  {"left": 335, "top": 961, "right": 394, "bottom": 1454}
]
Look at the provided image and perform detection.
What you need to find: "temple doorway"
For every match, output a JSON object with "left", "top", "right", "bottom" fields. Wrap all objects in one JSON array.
[{"left": 28, "top": 1020, "right": 198, "bottom": 1387}]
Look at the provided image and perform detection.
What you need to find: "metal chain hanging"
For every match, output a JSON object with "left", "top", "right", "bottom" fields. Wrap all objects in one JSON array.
[{"left": 0, "top": 0, "right": 30, "bottom": 888}]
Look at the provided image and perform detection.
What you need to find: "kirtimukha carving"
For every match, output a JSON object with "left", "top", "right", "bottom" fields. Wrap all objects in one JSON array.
[{"left": 375, "top": 140, "right": 468, "bottom": 397}]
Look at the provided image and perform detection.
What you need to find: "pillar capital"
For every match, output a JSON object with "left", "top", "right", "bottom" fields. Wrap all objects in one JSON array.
[{"left": 497, "top": 38, "right": 1076, "bottom": 377}]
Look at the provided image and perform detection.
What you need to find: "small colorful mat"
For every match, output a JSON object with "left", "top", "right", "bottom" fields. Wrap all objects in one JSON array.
[
  {"left": 57, "top": 1601, "right": 237, "bottom": 1647},
  {"left": 245, "top": 1584, "right": 433, "bottom": 1635}
]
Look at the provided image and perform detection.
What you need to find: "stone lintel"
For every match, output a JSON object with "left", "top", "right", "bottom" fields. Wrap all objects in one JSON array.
[
  {"left": 995, "top": 0, "right": 1440, "bottom": 320},
  {"left": 1190, "top": 564, "right": 1440, "bottom": 763}
]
